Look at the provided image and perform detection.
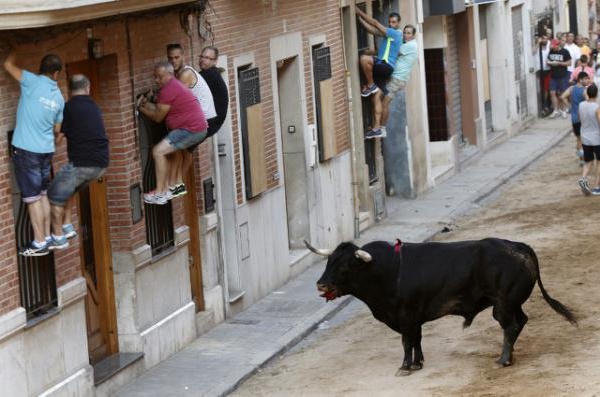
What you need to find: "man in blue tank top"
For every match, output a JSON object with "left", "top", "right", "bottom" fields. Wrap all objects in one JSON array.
[{"left": 561, "top": 71, "right": 591, "bottom": 165}]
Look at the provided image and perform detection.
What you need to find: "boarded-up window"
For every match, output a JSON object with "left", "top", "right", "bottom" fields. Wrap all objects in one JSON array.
[
  {"left": 312, "top": 46, "right": 336, "bottom": 162},
  {"left": 238, "top": 67, "right": 267, "bottom": 199}
]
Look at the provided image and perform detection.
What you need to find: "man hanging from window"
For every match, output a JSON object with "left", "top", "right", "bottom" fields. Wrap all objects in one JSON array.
[
  {"left": 376, "top": 24, "right": 419, "bottom": 140},
  {"left": 166, "top": 43, "right": 216, "bottom": 198},
  {"left": 356, "top": 8, "right": 402, "bottom": 139},
  {"left": 46, "top": 74, "right": 109, "bottom": 250},
  {"left": 138, "top": 61, "right": 208, "bottom": 205},
  {"left": 3, "top": 49, "right": 65, "bottom": 256}
]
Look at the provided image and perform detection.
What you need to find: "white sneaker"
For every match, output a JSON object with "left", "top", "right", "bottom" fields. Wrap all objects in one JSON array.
[
  {"left": 561, "top": 110, "right": 568, "bottom": 119},
  {"left": 548, "top": 110, "right": 560, "bottom": 119},
  {"left": 380, "top": 126, "right": 387, "bottom": 138},
  {"left": 143, "top": 191, "right": 168, "bottom": 205}
]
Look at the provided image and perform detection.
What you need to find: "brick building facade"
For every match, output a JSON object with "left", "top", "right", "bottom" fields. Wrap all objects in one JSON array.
[{"left": 0, "top": 0, "right": 357, "bottom": 395}]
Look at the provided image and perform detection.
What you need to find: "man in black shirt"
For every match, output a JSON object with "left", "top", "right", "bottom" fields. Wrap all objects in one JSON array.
[
  {"left": 199, "top": 46, "right": 229, "bottom": 135},
  {"left": 46, "top": 74, "right": 109, "bottom": 250},
  {"left": 547, "top": 38, "right": 572, "bottom": 119}
]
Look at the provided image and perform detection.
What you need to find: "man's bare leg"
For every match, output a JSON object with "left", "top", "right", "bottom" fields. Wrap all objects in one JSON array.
[
  {"left": 371, "top": 91, "right": 383, "bottom": 130},
  {"left": 359, "top": 55, "right": 375, "bottom": 88},
  {"left": 41, "top": 195, "right": 51, "bottom": 239},
  {"left": 27, "top": 199, "right": 46, "bottom": 244},
  {"left": 153, "top": 139, "right": 177, "bottom": 193},
  {"left": 51, "top": 204, "right": 65, "bottom": 237},
  {"left": 168, "top": 151, "right": 183, "bottom": 188},
  {"left": 381, "top": 95, "right": 392, "bottom": 127}
]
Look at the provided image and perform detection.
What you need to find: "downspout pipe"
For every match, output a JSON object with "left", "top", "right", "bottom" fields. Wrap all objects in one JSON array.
[{"left": 346, "top": 70, "right": 361, "bottom": 239}]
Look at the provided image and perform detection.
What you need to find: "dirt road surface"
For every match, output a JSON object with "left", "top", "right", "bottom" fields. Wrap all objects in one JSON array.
[{"left": 233, "top": 137, "right": 600, "bottom": 397}]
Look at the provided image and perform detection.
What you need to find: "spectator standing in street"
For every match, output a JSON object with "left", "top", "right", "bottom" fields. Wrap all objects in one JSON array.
[
  {"left": 577, "top": 35, "right": 592, "bottom": 60},
  {"left": 138, "top": 61, "right": 207, "bottom": 205},
  {"left": 3, "top": 50, "right": 65, "bottom": 256},
  {"left": 375, "top": 24, "right": 418, "bottom": 139},
  {"left": 537, "top": 34, "right": 552, "bottom": 115},
  {"left": 547, "top": 39, "right": 572, "bottom": 119},
  {"left": 46, "top": 74, "right": 109, "bottom": 249},
  {"left": 561, "top": 72, "right": 590, "bottom": 166},
  {"left": 564, "top": 32, "right": 582, "bottom": 72},
  {"left": 577, "top": 84, "right": 600, "bottom": 195},
  {"left": 356, "top": 8, "right": 403, "bottom": 139},
  {"left": 166, "top": 43, "right": 215, "bottom": 198}
]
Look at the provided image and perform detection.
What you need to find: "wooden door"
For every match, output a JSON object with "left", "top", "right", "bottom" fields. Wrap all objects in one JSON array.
[{"left": 66, "top": 58, "right": 118, "bottom": 364}]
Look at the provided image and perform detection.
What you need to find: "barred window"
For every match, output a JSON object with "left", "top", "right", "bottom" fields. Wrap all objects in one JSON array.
[
  {"left": 8, "top": 130, "right": 58, "bottom": 320},
  {"left": 137, "top": 116, "right": 175, "bottom": 257}
]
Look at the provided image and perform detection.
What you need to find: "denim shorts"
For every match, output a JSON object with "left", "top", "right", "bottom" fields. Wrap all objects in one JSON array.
[
  {"left": 12, "top": 147, "right": 53, "bottom": 203},
  {"left": 47, "top": 163, "right": 106, "bottom": 206},
  {"left": 167, "top": 128, "right": 208, "bottom": 151},
  {"left": 550, "top": 76, "right": 570, "bottom": 93}
]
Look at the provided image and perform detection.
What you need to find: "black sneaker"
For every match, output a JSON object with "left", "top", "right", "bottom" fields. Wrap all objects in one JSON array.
[
  {"left": 19, "top": 241, "right": 49, "bottom": 257},
  {"left": 170, "top": 183, "right": 188, "bottom": 198},
  {"left": 365, "top": 128, "right": 384, "bottom": 139}
]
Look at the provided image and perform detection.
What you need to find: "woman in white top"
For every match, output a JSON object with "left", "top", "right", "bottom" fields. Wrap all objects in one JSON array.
[{"left": 577, "top": 83, "right": 600, "bottom": 195}]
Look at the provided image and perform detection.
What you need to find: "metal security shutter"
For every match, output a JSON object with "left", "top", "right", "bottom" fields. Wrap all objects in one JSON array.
[
  {"left": 512, "top": 5, "right": 528, "bottom": 117},
  {"left": 446, "top": 15, "right": 464, "bottom": 143}
]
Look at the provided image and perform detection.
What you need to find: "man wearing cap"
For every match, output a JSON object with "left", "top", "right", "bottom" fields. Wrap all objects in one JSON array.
[{"left": 547, "top": 38, "right": 572, "bottom": 119}]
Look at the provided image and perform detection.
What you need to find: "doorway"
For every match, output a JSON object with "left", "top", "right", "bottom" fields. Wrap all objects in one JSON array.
[
  {"left": 65, "top": 57, "right": 118, "bottom": 365},
  {"left": 276, "top": 56, "right": 310, "bottom": 251}
]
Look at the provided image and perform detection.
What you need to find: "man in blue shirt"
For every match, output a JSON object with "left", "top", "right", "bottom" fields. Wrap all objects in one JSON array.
[
  {"left": 356, "top": 8, "right": 402, "bottom": 139},
  {"left": 4, "top": 51, "right": 65, "bottom": 256}
]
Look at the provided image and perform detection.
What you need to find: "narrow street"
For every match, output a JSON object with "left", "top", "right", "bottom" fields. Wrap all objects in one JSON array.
[{"left": 233, "top": 136, "right": 600, "bottom": 396}]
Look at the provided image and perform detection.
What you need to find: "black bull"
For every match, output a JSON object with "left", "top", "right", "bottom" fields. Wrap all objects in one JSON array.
[{"left": 306, "top": 238, "right": 577, "bottom": 375}]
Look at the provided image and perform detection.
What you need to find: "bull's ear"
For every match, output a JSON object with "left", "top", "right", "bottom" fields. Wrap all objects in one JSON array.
[{"left": 355, "top": 250, "right": 372, "bottom": 262}]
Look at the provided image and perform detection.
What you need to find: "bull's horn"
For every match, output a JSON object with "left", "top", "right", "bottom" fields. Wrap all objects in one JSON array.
[
  {"left": 304, "top": 240, "right": 332, "bottom": 256},
  {"left": 355, "top": 250, "right": 372, "bottom": 262}
]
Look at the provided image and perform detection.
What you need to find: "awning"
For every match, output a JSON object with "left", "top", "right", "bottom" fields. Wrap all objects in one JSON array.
[{"left": 0, "top": 0, "right": 196, "bottom": 30}]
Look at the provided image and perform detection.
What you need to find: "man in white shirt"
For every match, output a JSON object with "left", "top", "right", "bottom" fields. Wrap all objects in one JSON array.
[
  {"left": 536, "top": 34, "right": 551, "bottom": 114},
  {"left": 563, "top": 32, "right": 582, "bottom": 72}
]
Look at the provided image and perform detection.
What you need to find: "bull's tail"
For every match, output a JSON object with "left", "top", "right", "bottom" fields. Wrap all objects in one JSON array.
[{"left": 521, "top": 243, "right": 578, "bottom": 326}]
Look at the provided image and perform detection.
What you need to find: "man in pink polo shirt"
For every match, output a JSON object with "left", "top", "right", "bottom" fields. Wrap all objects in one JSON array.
[{"left": 138, "top": 61, "right": 207, "bottom": 205}]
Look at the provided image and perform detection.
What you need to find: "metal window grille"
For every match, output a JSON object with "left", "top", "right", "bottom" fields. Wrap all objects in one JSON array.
[
  {"left": 356, "top": 4, "right": 378, "bottom": 184},
  {"left": 238, "top": 67, "right": 261, "bottom": 199},
  {"left": 312, "top": 46, "right": 332, "bottom": 163},
  {"left": 7, "top": 131, "right": 58, "bottom": 320},
  {"left": 137, "top": 115, "right": 174, "bottom": 257}
]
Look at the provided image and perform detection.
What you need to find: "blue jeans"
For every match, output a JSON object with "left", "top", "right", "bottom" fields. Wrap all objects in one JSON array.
[
  {"left": 47, "top": 163, "right": 106, "bottom": 206},
  {"left": 12, "top": 147, "right": 53, "bottom": 203}
]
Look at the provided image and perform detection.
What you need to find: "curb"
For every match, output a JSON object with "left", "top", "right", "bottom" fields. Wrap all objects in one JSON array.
[{"left": 214, "top": 295, "right": 353, "bottom": 397}]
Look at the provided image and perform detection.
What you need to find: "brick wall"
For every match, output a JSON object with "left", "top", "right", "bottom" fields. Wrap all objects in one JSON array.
[
  {"left": 0, "top": 8, "right": 216, "bottom": 316},
  {"left": 206, "top": 0, "right": 350, "bottom": 204}
]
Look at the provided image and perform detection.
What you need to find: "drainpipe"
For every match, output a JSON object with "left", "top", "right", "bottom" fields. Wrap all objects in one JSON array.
[{"left": 346, "top": 70, "right": 361, "bottom": 239}]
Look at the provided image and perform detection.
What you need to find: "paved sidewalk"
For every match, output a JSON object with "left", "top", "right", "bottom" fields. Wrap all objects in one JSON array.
[{"left": 115, "top": 118, "right": 570, "bottom": 397}]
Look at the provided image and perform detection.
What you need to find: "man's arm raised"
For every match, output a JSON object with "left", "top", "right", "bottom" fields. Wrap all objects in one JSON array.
[
  {"left": 3, "top": 50, "right": 23, "bottom": 82},
  {"left": 355, "top": 8, "right": 387, "bottom": 36}
]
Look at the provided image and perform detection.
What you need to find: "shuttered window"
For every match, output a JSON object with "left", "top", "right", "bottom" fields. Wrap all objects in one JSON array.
[
  {"left": 238, "top": 67, "right": 267, "bottom": 199},
  {"left": 312, "top": 46, "right": 337, "bottom": 162}
]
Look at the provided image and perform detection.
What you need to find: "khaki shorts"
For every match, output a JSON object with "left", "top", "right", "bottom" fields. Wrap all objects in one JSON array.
[{"left": 386, "top": 78, "right": 407, "bottom": 98}]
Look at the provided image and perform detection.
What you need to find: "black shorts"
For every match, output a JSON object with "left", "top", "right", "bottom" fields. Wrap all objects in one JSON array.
[
  {"left": 573, "top": 122, "right": 581, "bottom": 137},
  {"left": 372, "top": 58, "right": 394, "bottom": 95},
  {"left": 582, "top": 144, "right": 600, "bottom": 162}
]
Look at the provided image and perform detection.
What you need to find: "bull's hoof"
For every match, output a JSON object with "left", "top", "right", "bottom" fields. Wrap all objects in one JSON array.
[
  {"left": 495, "top": 357, "right": 512, "bottom": 367},
  {"left": 395, "top": 368, "right": 411, "bottom": 377},
  {"left": 411, "top": 362, "right": 423, "bottom": 370}
]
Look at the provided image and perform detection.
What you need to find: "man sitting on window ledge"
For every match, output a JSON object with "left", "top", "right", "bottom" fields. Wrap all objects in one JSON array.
[{"left": 138, "top": 61, "right": 208, "bottom": 205}]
